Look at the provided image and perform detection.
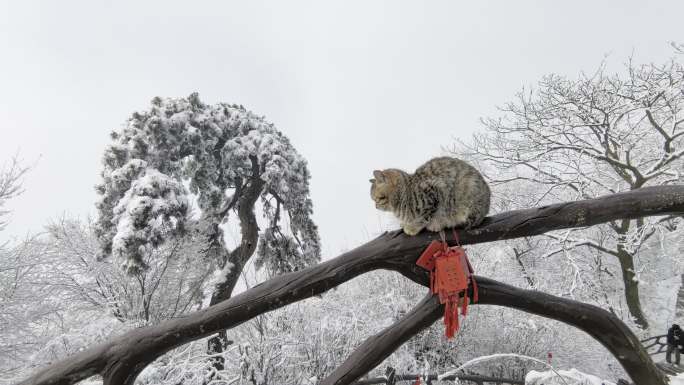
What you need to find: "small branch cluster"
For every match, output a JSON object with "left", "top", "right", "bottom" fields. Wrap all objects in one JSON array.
[{"left": 0, "top": 156, "right": 28, "bottom": 232}]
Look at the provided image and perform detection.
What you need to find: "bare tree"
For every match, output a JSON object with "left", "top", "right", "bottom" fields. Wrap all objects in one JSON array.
[
  {"left": 0, "top": 156, "right": 28, "bottom": 233},
  {"left": 0, "top": 235, "right": 54, "bottom": 381},
  {"left": 46, "top": 217, "right": 213, "bottom": 325},
  {"left": 0, "top": 157, "right": 53, "bottom": 380},
  {"left": 462, "top": 56, "right": 684, "bottom": 328}
]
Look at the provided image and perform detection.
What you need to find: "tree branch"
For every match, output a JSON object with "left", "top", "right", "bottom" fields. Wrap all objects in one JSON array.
[
  {"left": 210, "top": 155, "right": 265, "bottom": 304},
  {"left": 328, "top": 277, "right": 666, "bottom": 385},
  {"left": 19, "top": 185, "right": 684, "bottom": 385},
  {"left": 475, "top": 277, "right": 666, "bottom": 385},
  {"left": 321, "top": 294, "right": 443, "bottom": 385}
]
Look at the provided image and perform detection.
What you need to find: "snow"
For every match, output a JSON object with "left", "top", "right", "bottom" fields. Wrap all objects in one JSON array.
[
  {"left": 201, "top": 261, "right": 236, "bottom": 307},
  {"left": 494, "top": 357, "right": 684, "bottom": 385},
  {"left": 670, "top": 372, "right": 684, "bottom": 385},
  {"left": 441, "top": 355, "right": 618, "bottom": 385},
  {"left": 525, "top": 369, "right": 615, "bottom": 385},
  {"left": 646, "top": 274, "right": 682, "bottom": 336},
  {"left": 440, "top": 353, "right": 550, "bottom": 380},
  {"left": 110, "top": 167, "right": 189, "bottom": 272}
]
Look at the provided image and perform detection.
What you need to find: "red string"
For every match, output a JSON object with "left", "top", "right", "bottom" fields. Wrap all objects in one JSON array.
[{"left": 452, "top": 228, "right": 461, "bottom": 246}]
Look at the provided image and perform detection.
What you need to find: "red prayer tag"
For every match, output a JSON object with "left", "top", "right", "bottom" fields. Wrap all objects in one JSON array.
[
  {"left": 416, "top": 242, "right": 478, "bottom": 339},
  {"left": 416, "top": 240, "right": 444, "bottom": 270},
  {"left": 434, "top": 253, "right": 468, "bottom": 294}
]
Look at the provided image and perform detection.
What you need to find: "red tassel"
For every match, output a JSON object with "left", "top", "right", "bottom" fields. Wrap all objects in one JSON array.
[
  {"left": 444, "top": 295, "right": 460, "bottom": 338},
  {"left": 462, "top": 293, "right": 469, "bottom": 316},
  {"left": 417, "top": 240, "right": 478, "bottom": 339}
]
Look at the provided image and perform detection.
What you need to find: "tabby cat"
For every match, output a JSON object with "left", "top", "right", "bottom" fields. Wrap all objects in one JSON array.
[{"left": 370, "top": 156, "right": 490, "bottom": 235}]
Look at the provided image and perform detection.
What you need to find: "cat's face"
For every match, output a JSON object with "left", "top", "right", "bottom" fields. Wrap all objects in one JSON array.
[{"left": 369, "top": 169, "right": 401, "bottom": 211}]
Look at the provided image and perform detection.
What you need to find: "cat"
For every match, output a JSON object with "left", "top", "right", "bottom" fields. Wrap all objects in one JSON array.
[{"left": 370, "top": 156, "right": 490, "bottom": 236}]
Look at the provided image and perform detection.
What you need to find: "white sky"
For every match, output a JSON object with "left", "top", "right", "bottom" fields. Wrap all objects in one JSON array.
[{"left": 1, "top": 1, "right": 682, "bottom": 257}]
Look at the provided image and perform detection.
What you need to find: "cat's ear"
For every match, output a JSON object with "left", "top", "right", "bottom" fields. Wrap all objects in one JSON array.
[{"left": 373, "top": 170, "right": 384, "bottom": 181}]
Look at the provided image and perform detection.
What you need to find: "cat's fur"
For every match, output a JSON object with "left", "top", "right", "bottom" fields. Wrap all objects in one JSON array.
[{"left": 370, "top": 156, "right": 490, "bottom": 235}]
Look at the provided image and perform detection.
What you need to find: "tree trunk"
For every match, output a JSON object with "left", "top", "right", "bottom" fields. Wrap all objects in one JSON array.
[
  {"left": 616, "top": 246, "right": 649, "bottom": 329},
  {"left": 207, "top": 171, "right": 265, "bottom": 374},
  {"left": 611, "top": 218, "right": 650, "bottom": 330}
]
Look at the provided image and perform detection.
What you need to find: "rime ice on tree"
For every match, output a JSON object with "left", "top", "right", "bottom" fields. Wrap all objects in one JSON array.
[{"left": 95, "top": 93, "right": 321, "bottom": 288}]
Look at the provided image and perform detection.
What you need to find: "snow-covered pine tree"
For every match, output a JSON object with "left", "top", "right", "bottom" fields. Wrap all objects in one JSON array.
[{"left": 94, "top": 93, "right": 321, "bottom": 366}]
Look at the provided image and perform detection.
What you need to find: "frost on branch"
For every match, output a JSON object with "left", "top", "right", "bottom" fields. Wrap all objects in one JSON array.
[
  {"left": 462, "top": 56, "right": 684, "bottom": 329},
  {"left": 95, "top": 93, "right": 320, "bottom": 276}
]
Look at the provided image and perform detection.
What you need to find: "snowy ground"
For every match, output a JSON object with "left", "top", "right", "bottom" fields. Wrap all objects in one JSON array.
[
  {"left": 645, "top": 274, "right": 682, "bottom": 336},
  {"left": 526, "top": 368, "right": 684, "bottom": 385},
  {"left": 525, "top": 369, "right": 615, "bottom": 385},
  {"left": 669, "top": 371, "right": 684, "bottom": 385}
]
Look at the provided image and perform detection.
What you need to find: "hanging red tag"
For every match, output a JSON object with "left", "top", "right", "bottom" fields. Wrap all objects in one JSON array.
[
  {"left": 417, "top": 241, "right": 478, "bottom": 339},
  {"left": 416, "top": 240, "right": 444, "bottom": 270},
  {"left": 433, "top": 249, "right": 468, "bottom": 294}
]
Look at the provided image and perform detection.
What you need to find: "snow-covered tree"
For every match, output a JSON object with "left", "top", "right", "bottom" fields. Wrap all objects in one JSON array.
[
  {"left": 0, "top": 157, "right": 28, "bottom": 233},
  {"left": 96, "top": 93, "right": 320, "bottom": 295},
  {"left": 0, "top": 158, "right": 56, "bottom": 382},
  {"left": 46, "top": 217, "right": 213, "bottom": 325},
  {"left": 94, "top": 93, "right": 321, "bottom": 365},
  {"left": 0, "top": 234, "right": 53, "bottom": 382},
  {"left": 461, "top": 55, "right": 684, "bottom": 329}
]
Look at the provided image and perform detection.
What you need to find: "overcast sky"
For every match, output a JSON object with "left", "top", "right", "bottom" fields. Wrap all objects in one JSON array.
[{"left": 1, "top": 1, "right": 682, "bottom": 257}]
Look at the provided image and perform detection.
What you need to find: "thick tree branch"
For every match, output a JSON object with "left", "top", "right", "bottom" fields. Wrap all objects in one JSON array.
[
  {"left": 325, "top": 278, "right": 665, "bottom": 385},
  {"left": 321, "top": 294, "right": 443, "bottom": 385},
  {"left": 19, "top": 185, "right": 684, "bottom": 385},
  {"left": 475, "top": 277, "right": 665, "bottom": 385}
]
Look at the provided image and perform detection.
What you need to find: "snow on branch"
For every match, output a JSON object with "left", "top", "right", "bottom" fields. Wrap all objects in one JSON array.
[{"left": 0, "top": 156, "right": 28, "bottom": 232}]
